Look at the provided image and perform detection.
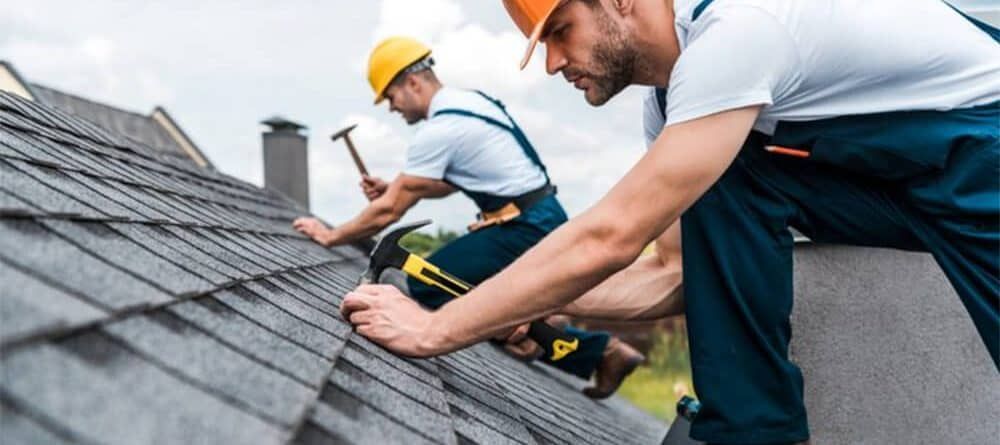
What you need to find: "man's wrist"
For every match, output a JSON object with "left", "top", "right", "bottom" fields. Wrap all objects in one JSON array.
[
  {"left": 319, "top": 228, "right": 341, "bottom": 247},
  {"left": 419, "top": 311, "right": 455, "bottom": 356}
]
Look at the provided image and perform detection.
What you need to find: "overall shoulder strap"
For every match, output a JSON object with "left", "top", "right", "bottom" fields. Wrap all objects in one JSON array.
[
  {"left": 433, "top": 108, "right": 515, "bottom": 133},
  {"left": 655, "top": 87, "right": 668, "bottom": 121},
  {"left": 433, "top": 90, "right": 550, "bottom": 183},
  {"left": 662, "top": 0, "right": 711, "bottom": 123},
  {"left": 692, "top": 0, "right": 716, "bottom": 21},
  {"left": 944, "top": 1, "right": 1000, "bottom": 43}
]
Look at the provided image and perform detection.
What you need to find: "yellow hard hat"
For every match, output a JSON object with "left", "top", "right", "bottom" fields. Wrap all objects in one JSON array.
[{"left": 367, "top": 36, "right": 432, "bottom": 105}]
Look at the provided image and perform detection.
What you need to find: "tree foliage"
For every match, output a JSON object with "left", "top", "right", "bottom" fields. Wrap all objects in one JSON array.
[{"left": 399, "top": 228, "right": 460, "bottom": 257}]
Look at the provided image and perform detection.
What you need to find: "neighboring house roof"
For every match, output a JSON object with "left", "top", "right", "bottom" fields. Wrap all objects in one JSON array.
[
  {"left": 0, "top": 61, "right": 213, "bottom": 170},
  {"left": 0, "top": 91, "right": 667, "bottom": 444}
]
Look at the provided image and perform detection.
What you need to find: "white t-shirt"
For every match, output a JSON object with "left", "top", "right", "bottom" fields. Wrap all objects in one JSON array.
[
  {"left": 404, "top": 87, "right": 548, "bottom": 196},
  {"left": 642, "top": 88, "right": 667, "bottom": 148},
  {"left": 665, "top": 0, "right": 1000, "bottom": 134}
]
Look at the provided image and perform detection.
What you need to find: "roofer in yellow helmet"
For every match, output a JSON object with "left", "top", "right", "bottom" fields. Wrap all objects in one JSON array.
[{"left": 293, "top": 36, "right": 644, "bottom": 398}]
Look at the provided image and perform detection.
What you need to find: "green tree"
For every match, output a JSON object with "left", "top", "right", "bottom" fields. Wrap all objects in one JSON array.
[{"left": 399, "top": 228, "right": 460, "bottom": 257}]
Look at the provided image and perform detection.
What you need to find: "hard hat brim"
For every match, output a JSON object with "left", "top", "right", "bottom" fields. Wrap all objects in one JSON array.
[{"left": 518, "top": 0, "right": 564, "bottom": 70}]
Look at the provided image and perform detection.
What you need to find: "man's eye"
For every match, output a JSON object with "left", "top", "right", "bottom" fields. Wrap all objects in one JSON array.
[{"left": 554, "top": 25, "right": 569, "bottom": 39}]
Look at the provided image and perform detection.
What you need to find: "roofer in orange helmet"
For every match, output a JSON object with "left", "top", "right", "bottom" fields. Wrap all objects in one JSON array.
[
  {"left": 340, "top": 2, "right": 999, "bottom": 443},
  {"left": 294, "top": 36, "right": 645, "bottom": 399}
]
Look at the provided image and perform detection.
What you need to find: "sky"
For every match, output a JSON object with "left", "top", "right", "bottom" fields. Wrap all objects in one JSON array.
[{"left": 1, "top": 0, "right": 995, "bottom": 232}]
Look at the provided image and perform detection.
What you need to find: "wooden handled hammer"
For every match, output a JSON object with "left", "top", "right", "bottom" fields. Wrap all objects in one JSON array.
[{"left": 331, "top": 124, "right": 369, "bottom": 177}]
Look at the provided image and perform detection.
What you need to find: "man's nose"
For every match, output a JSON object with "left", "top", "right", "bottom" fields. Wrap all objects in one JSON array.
[{"left": 546, "top": 44, "right": 568, "bottom": 76}]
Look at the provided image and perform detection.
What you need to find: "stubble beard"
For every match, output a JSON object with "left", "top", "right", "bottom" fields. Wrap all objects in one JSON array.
[{"left": 584, "top": 14, "right": 638, "bottom": 106}]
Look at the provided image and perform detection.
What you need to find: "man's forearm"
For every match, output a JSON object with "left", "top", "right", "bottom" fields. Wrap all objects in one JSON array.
[
  {"left": 562, "top": 221, "right": 685, "bottom": 321},
  {"left": 420, "top": 107, "right": 760, "bottom": 355},
  {"left": 429, "top": 210, "right": 650, "bottom": 350},
  {"left": 324, "top": 202, "right": 399, "bottom": 246},
  {"left": 561, "top": 253, "right": 684, "bottom": 322}
]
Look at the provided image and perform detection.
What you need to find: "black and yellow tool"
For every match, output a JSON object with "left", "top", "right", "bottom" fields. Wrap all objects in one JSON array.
[{"left": 360, "top": 220, "right": 580, "bottom": 361}]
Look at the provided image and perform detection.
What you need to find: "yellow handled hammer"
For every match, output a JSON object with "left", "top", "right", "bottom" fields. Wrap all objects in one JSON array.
[{"left": 360, "top": 220, "right": 580, "bottom": 361}]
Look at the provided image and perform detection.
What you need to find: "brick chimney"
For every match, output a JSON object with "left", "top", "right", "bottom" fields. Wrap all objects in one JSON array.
[{"left": 261, "top": 116, "right": 309, "bottom": 209}]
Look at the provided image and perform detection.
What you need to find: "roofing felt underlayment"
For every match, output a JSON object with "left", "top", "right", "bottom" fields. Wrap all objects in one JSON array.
[{"left": 0, "top": 91, "right": 666, "bottom": 445}]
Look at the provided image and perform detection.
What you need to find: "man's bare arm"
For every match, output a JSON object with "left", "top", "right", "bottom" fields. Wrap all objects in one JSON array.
[
  {"left": 294, "top": 174, "right": 455, "bottom": 247},
  {"left": 420, "top": 106, "right": 760, "bottom": 353},
  {"left": 340, "top": 106, "right": 761, "bottom": 357},
  {"left": 559, "top": 221, "right": 684, "bottom": 322}
]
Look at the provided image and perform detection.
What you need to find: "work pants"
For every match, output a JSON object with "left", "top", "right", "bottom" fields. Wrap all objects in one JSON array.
[{"left": 683, "top": 103, "right": 999, "bottom": 444}]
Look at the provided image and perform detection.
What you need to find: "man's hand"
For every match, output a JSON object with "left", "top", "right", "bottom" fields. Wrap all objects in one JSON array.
[
  {"left": 495, "top": 318, "right": 571, "bottom": 362},
  {"left": 496, "top": 323, "right": 543, "bottom": 361},
  {"left": 360, "top": 175, "right": 389, "bottom": 201},
  {"left": 292, "top": 217, "right": 335, "bottom": 246},
  {"left": 340, "top": 284, "right": 445, "bottom": 357}
]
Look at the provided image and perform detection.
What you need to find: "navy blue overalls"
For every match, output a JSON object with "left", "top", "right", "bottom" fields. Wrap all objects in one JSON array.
[
  {"left": 665, "top": 2, "right": 1000, "bottom": 443},
  {"left": 407, "top": 91, "right": 611, "bottom": 379}
]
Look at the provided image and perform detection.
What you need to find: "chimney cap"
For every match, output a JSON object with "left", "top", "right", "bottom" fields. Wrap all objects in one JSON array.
[{"left": 261, "top": 115, "right": 307, "bottom": 133}]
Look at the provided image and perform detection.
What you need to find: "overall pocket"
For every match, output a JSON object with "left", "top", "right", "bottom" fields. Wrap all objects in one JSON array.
[{"left": 806, "top": 136, "right": 947, "bottom": 181}]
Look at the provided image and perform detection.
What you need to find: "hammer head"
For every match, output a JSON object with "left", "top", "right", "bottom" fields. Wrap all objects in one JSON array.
[
  {"left": 360, "top": 220, "right": 432, "bottom": 285},
  {"left": 330, "top": 123, "right": 358, "bottom": 142}
]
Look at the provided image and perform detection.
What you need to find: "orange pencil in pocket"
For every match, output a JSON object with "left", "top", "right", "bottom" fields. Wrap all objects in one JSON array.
[{"left": 764, "top": 145, "right": 811, "bottom": 158}]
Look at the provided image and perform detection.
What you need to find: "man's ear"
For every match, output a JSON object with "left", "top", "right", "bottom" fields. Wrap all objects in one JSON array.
[
  {"left": 405, "top": 74, "right": 422, "bottom": 94},
  {"left": 614, "top": 0, "right": 635, "bottom": 17}
]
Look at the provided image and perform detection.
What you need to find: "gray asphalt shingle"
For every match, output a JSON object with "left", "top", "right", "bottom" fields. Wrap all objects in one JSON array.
[
  {"left": 2, "top": 334, "right": 286, "bottom": 445},
  {"left": 327, "top": 360, "right": 459, "bottom": 444},
  {"left": 0, "top": 403, "right": 75, "bottom": 445},
  {"left": 0, "top": 158, "right": 99, "bottom": 218},
  {"left": 0, "top": 218, "right": 171, "bottom": 310},
  {"left": 162, "top": 225, "right": 267, "bottom": 278},
  {"left": 0, "top": 127, "right": 64, "bottom": 166},
  {"left": 242, "top": 280, "right": 342, "bottom": 329},
  {"left": 0, "top": 260, "right": 106, "bottom": 344},
  {"left": 63, "top": 171, "right": 164, "bottom": 220},
  {"left": 213, "top": 287, "right": 348, "bottom": 358},
  {"left": 0, "top": 188, "right": 36, "bottom": 214},
  {"left": 15, "top": 161, "right": 139, "bottom": 220},
  {"left": 108, "top": 222, "right": 232, "bottom": 286},
  {"left": 166, "top": 298, "right": 331, "bottom": 387},
  {"left": 41, "top": 220, "right": 214, "bottom": 297},
  {"left": 301, "top": 399, "right": 439, "bottom": 445},
  {"left": 102, "top": 312, "right": 315, "bottom": 427},
  {"left": 0, "top": 90, "right": 667, "bottom": 445}
]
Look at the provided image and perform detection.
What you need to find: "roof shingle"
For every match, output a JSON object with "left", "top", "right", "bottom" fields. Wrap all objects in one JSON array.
[{"left": 0, "top": 90, "right": 667, "bottom": 445}]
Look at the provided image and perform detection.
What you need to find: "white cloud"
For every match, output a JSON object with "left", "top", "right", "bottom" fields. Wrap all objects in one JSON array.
[
  {"left": 432, "top": 24, "right": 547, "bottom": 98},
  {"left": 2, "top": 1, "right": 649, "bottom": 233},
  {"left": 373, "top": 0, "right": 466, "bottom": 43}
]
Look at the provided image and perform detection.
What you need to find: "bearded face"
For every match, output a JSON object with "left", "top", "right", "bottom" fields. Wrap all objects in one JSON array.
[
  {"left": 577, "top": 9, "right": 638, "bottom": 105},
  {"left": 544, "top": 1, "right": 640, "bottom": 106}
]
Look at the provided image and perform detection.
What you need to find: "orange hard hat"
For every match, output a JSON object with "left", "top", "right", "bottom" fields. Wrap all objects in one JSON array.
[{"left": 502, "top": 0, "right": 565, "bottom": 69}]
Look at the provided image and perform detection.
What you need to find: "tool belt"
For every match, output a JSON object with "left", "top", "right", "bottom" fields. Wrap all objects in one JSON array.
[{"left": 468, "top": 184, "right": 556, "bottom": 232}]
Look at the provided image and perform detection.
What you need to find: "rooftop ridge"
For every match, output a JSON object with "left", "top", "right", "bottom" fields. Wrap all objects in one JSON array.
[{"left": 29, "top": 83, "right": 153, "bottom": 121}]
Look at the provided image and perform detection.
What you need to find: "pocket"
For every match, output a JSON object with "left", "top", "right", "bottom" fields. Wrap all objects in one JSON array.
[{"left": 807, "top": 136, "right": 948, "bottom": 180}]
